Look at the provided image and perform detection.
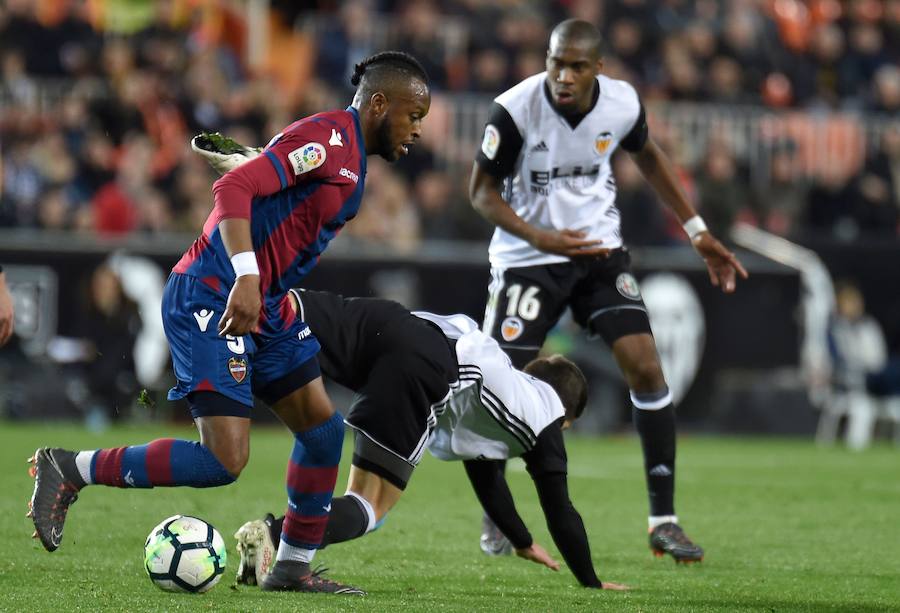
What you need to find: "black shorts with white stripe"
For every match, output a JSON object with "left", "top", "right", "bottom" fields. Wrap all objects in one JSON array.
[{"left": 482, "top": 248, "right": 652, "bottom": 369}]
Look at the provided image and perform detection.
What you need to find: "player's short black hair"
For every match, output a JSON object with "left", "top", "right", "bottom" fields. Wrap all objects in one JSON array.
[
  {"left": 350, "top": 51, "right": 428, "bottom": 91},
  {"left": 524, "top": 355, "right": 588, "bottom": 421},
  {"left": 551, "top": 19, "right": 604, "bottom": 58}
]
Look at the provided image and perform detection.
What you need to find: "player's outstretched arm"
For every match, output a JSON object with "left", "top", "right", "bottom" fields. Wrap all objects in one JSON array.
[
  {"left": 462, "top": 459, "right": 546, "bottom": 558},
  {"left": 629, "top": 137, "right": 748, "bottom": 293},
  {"left": 469, "top": 163, "right": 609, "bottom": 259},
  {"left": 523, "top": 425, "right": 630, "bottom": 590}
]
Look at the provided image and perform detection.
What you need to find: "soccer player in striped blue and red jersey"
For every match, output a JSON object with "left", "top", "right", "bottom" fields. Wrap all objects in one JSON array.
[{"left": 27, "top": 51, "right": 431, "bottom": 595}]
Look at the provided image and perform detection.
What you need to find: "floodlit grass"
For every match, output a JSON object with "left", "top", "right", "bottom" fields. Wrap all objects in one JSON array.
[{"left": 2, "top": 422, "right": 898, "bottom": 612}]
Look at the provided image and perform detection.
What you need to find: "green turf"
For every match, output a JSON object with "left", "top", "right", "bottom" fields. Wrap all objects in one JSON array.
[{"left": 2, "top": 422, "right": 898, "bottom": 612}]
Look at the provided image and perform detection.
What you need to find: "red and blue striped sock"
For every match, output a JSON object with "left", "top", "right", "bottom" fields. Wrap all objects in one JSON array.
[
  {"left": 79, "top": 439, "right": 235, "bottom": 488},
  {"left": 277, "top": 412, "right": 344, "bottom": 563}
]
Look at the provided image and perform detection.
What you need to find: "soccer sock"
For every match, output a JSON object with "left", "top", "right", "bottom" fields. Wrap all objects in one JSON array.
[
  {"left": 631, "top": 388, "right": 676, "bottom": 517},
  {"left": 321, "top": 493, "right": 377, "bottom": 547},
  {"left": 78, "top": 439, "right": 235, "bottom": 488},
  {"left": 277, "top": 412, "right": 344, "bottom": 564}
]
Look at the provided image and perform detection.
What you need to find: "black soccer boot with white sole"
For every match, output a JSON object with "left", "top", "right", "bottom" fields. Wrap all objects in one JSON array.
[
  {"left": 28, "top": 447, "right": 86, "bottom": 552},
  {"left": 261, "top": 561, "right": 366, "bottom": 595},
  {"left": 649, "top": 522, "right": 704, "bottom": 563}
]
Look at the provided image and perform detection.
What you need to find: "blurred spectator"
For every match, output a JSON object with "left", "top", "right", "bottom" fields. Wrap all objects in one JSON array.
[
  {"left": 804, "top": 171, "right": 856, "bottom": 240},
  {"left": 828, "top": 280, "right": 887, "bottom": 392},
  {"left": 614, "top": 153, "right": 674, "bottom": 246},
  {"left": 754, "top": 141, "right": 809, "bottom": 236},
  {"left": 344, "top": 159, "right": 421, "bottom": 253},
  {"left": 695, "top": 140, "right": 751, "bottom": 240},
  {"left": 77, "top": 264, "right": 141, "bottom": 421}
]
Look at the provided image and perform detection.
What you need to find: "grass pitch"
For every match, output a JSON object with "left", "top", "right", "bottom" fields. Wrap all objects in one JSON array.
[{"left": 1, "top": 422, "right": 898, "bottom": 612}]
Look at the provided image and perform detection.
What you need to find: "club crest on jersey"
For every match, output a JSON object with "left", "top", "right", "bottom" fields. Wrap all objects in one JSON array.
[
  {"left": 501, "top": 316, "right": 524, "bottom": 341},
  {"left": 595, "top": 131, "right": 613, "bottom": 155},
  {"left": 482, "top": 124, "right": 500, "bottom": 160},
  {"left": 228, "top": 357, "right": 247, "bottom": 383},
  {"left": 288, "top": 142, "right": 326, "bottom": 175},
  {"left": 615, "top": 273, "right": 642, "bottom": 300}
]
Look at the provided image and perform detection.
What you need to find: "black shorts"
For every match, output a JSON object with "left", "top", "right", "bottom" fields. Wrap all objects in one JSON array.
[
  {"left": 343, "top": 317, "right": 458, "bottom": 491},
  {"left": 482, "top": 249, "right": 652, "bottom": 369}
]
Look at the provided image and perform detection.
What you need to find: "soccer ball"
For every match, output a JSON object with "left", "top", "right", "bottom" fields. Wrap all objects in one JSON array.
[{"left": 144, "top": 515, "right": 227, "bottom": 593}]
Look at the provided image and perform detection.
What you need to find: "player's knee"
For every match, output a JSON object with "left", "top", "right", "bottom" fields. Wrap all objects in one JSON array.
[
  {"left": 627, "top": 358, "right": 666, "bottom": 393},
  {"left": 209, "top": 445, "right": 249, "bottom": 478}
]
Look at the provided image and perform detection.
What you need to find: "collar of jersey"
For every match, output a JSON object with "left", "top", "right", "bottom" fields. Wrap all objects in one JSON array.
[{"left": 542, "top": 79, "right": 600, "bottom": 130}]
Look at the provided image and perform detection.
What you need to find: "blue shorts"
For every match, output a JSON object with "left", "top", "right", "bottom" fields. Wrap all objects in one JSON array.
[{"left": 162, "top": 273, "right": 321, "bottom": 417}]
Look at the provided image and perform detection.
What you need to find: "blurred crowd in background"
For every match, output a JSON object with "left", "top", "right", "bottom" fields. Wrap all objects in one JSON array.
[{"left": 0, "top": 0, "right": 898, "bottom": 251}]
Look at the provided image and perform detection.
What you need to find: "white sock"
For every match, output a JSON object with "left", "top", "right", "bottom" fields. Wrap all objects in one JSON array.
[
  {"left": 649, "top": 515, "right": 678, "bottom": 530},
  {"left": 75, "top": 451, "right": 96, "bottom": 485},
  {"left": 345, "top": 492, "right": 378, "bottom": 533},
  {"left": 275, "top": 541, "right": 315, "bottom": 564}
]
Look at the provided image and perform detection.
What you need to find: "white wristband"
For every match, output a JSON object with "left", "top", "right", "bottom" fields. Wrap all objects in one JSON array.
[
  {"left": 230, "top": 251, "right": 260, "bottom": 277},
  {"left": 682, "top": 216, "right": 708, "bottom": 240}
]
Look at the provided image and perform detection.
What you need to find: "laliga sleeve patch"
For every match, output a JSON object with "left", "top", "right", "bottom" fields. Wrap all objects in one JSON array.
[
  {"left": 287, "top": 142, "right": 327, "bottom": 175},
  {"left": 481, "top": 124, "right": 501, "bottom": 160}
]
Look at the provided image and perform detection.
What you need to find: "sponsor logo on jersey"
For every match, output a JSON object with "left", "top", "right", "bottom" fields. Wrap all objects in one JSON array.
[
  {"left": 297, "top": 326, "right": 312, "bottom": 340},
  {"left": 339, "top": 167, "right": 359, "bottom": 183},
  {"left": 500, "top": 316, "right": 524, "bottom": 341},
  {"left": 482, "top": 124, "right": 500, "bottom": 160},
  {"left": 595, "top": 131, "right": 613, "bottom": 155},
  {"left": 529, "top": 164, "right": 601, "bottom": 194},
  {"left": 288, "top": 142, "right": 326, "bottom": 175},
  {"left": 615, "top": 273, "right": 642, "bottom": 300},
  {"left": 228, "top": 357, "right": 248, "bottom": 383},
  {"left": 530, "top": 140, "right": 549, "bottom": 153},
  {"left": 329, "top": 128, "right": 343, "bottom": 147}
]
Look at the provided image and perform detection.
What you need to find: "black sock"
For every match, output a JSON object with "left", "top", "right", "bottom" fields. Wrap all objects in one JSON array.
[
  {"left": 632, "top": 402, "right": 676, "bottom": 517},
  {"left": 321, "top": 496, "right": 369, "bottom": 547}
]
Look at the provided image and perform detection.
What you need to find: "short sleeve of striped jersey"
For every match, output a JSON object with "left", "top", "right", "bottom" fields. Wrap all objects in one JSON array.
[{"left": 262, "top": 124, "right": 344, "bottom": 190}]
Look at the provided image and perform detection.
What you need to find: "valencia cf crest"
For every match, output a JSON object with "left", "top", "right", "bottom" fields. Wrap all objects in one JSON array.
[
  {"left": 595, "top": 131, "right": 613, "bottom": 155},
  {"left": 615, "top": 273, "right": 642, "bottom": 301},
  {"left": 228, "top": 357, "right": 247, "bottom": 383},
  {"left": 501, "top": 316, "right": 524, "bottom": 341}
]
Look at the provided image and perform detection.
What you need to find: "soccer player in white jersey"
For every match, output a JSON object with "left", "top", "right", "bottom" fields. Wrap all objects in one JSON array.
[{"left": 470, "top": 19, "right": 748, "bottom": 562}]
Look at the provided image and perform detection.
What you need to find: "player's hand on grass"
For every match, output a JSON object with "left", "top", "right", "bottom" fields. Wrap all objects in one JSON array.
[
  {"left": 219, "top": 275, "right": 261, "bottom": 336},
  {"left": 691, "top": 232, "right": 748, "bottom": 293},
  {"left": 529, "top": 229, "right": 609, "bottom": 258},
  {"left": 515, "top": 543, "right": 560, "bottom": 571},
  {"left": 600, "top": 581, "right": 630, "bottom": 591}
]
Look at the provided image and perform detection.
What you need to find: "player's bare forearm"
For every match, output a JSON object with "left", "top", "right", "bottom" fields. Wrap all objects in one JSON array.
[
  {"left": 469, "top": 164, "right": 607, "bottom": 258},
  {"left": 630, "top": 138, "right": 697, "bottom": 224},
  {"left": 217, "top": 218, "right": 261, "bottom": 336},
  {"left": 469, "top": 163, "right": 538, "bottom": 243}
]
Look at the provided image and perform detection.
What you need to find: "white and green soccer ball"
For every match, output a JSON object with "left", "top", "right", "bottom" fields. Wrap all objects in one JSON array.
[{"left": 144, "top": 515, "right": 227, "bottom": 593}]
